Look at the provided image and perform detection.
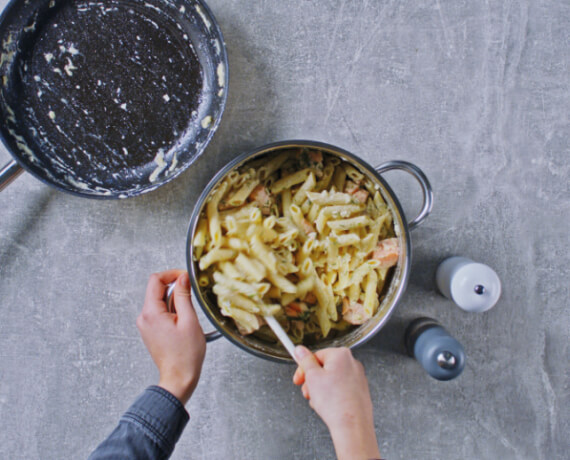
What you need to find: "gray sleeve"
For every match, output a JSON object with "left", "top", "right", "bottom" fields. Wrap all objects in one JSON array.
[{"left": 88, "top": 386, "right": 189, "bottom": 460}]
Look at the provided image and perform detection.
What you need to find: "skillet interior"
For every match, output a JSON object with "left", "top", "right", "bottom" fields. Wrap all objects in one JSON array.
[{"left": 0, "top": 0, "right": 228, "bottom": 197}]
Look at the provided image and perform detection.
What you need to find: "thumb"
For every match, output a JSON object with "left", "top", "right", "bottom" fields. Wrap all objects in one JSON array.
[
  {"left": 295, "top": 346, "right": 322, "bottom": 373},
  {"left": 173, "top": 272, "right": 197, "bottom": 326}
]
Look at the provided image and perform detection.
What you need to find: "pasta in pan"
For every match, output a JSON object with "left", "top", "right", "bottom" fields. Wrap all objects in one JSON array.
[{"left": 193, "top": 149, "right": 400, "bottom": 344}]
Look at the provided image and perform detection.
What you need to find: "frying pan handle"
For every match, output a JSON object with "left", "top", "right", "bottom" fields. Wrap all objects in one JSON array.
[
  {"left": 165, "top": 282, "right": 222, "bottom": 343},
  {"left": 375, "top": 160, "right": 433, "bottom": 231},
  {"left": 0, "top": 160, "right": 24, "bottom": 192}
]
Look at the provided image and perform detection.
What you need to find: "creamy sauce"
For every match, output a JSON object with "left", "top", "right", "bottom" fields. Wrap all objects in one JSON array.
[
  {"left": 217, "top": 63, "right": 225, "bottom": 87},
  {"left": 201, "top": 116, "right": 212, "bottom": 129},
  {"left": 149, "top": 150, "right": 167, "bottom": 183},
  {"left": 195, "top": 5, "right": 211, "bottom": 30}
]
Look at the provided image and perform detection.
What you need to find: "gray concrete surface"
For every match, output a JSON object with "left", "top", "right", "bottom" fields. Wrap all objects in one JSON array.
[{"left": 1, "top": 0, "right": 568, "bottom": 459}]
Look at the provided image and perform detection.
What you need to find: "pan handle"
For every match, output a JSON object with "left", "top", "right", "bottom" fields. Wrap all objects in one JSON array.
[
  {"left": 0, "top": 160, "right": 24, "bottom": 192},
  {"left": 375, "top": 160, "right": 433, "bottom": 231},
  {"left": 166, "top": 282, "right": 222, "bottom": 343}
]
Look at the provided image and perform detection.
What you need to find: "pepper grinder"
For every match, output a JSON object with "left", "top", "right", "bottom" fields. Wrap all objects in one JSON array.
[{"left": 405, "top": 317, "right": 466, "bottom": 381}]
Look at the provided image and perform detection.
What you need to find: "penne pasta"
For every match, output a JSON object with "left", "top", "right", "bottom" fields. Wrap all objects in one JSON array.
[
  {"left": 194, "top": 149, "right": 400, "bottom": 342},
  {"left": 270, "top": 168, "right": 312, "bottom": 194},
  {"left": 199, "top": 248, "right": 236, "bottom": 271}
]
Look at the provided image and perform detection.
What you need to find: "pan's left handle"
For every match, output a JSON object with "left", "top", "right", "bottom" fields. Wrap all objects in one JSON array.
[
  {"left": 0, "top": 160, "right": 24, "bottom": 192},
  {"left": 166, "top": 282, "right": 222, "bottom": 343}
]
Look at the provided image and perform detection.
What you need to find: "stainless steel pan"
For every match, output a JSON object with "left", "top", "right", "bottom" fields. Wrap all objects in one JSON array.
[{"left": 183, "top": 140, "right": 433, "bottom": 362}]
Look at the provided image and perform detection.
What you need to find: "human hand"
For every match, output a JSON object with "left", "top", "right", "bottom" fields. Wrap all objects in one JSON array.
[
  {"left": 136, "top": 270, "right": 206, "bottom": 405},
  {"left": 293, "top": 346, "right": 381, "bottom": 460}
]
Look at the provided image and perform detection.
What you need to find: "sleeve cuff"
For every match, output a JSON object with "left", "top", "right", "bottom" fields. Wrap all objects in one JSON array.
[{"left": 120, "top": 385, "right": 189, "bottom": 457}]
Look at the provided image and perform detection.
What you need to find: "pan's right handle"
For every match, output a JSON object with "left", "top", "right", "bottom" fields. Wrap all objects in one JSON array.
[
  {"left": 0, "top": 160, "right": 24, "bottom": 192},
  {"left": 166, "top": 282, "right": 222, "bottom": 343},
  {"left": 375, "top": 160, "right": 433, "bottom": 231}
]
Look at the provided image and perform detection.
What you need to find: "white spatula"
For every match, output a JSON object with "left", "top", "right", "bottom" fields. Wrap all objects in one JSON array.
[{"left": 264, "top": 315, "right": 299, "bottom": 364}]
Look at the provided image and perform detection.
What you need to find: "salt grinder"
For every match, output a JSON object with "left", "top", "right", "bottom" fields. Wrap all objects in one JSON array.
[
  {"left": 436, "top": 256, "right": 501, "bottom": 312},
  {"left": 405, "top": 317, "right": 465, "bottom": 381}
]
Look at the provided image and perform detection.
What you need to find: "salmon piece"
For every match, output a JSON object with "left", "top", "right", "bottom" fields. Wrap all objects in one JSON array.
[
  {"left": 344, "top": 179, "right": 368, "bottom": 203},
  {"left": 342, "top": 298, "right": 371, "bottom": 325},
  {"left": 249, "top": 184, "right": 273, "bottom": 215},
  {"left": 303, "top": 292, "right": 317, "bottom": 305},
  {"left": 344, "top": 180, "right": 359, "bottom": 194},
  {"left": 352, "top": 189, "right": 369, "bottom": 203},
  {"left": 235, "top": 316, "right": 263, "bottom": 335},
  {"left": 372, "top": 237, "right": 399, "bottom": 268},
  {"left": 301, "top": 219, "right": 316, "bottom": 235},
  {"left": 249, "top": 184, "right": 270, "bottom": 204},
  {"left": 308, "top": 150, "right": 323, "bottom": 163},
  {"left": 284, "top": 301, "right": 309, "bottom": 318}
]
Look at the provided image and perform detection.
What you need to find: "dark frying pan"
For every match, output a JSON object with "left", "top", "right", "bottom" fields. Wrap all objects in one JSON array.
[{"left": 0, "top": 0, "right": 228, "bottom": 198}]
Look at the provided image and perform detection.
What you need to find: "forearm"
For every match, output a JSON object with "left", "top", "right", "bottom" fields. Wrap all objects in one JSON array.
[
  {"left": 328, "top": 417, "right": 381, "bottom": 460},
  {"left": 88, "top": 386, "right": 189, "bottom": 460}
]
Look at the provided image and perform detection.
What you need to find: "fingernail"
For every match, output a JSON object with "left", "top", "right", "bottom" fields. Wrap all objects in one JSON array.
[
  {"left": 180, "top": 273, "right": 190, "bottom": 289},
  {"left": 295, "top": 345, "right": 309, "bottom": 360}
]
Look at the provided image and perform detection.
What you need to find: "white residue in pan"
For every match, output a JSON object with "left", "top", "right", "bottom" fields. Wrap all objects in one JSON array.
[
  {"left": 144, "top": 2, "right": 163, "bottom": 15},
  {"left": 163, "top": 94, "right": 170, "bottom": 102},
  {"left": 66, "top": 175, "right": 91, "bottom": 191},
  {"left": 0, "top": 49, "right": 15, "bottom": 68},
  {"left": 217, "top": 88, "right": 224, "bottom": 97},
  {"left": 122, "top": 147, "right": 129, "bottom": 156},
  {"left": 1, "top": 33, "right": 16, "bottom": 67},
  {"left": 120, "top": 103, "right": 127, "bottom": 111},
  {"left": 179, "top": 5, "right": 186, "bottom": 13},
  {"left": 149, "top": 149, "right": 167, "bottom": 183},
  {"left": 44, "top": 53, "right": 54, "bottom": 63},
  {"left": 213, "top": 39, "right": 221, "bottom": 56},
  {"left": 201, "top": 116, "right": 212, "bottom": 129},
  {"left": 195, "top": 5, "right": 211, "bottom": 30},
  {"left": 217, "top": 63, "right": 225, "bottom": 87},
  {"left": 2, "top": 32, "right": 14, "bottom": 47},
  {"left": 24, "top": 20, "right": 37, "bottom": 34},
  {"left": 59, "top": 44, "right": 80, "bottom": 56},
  {"left": 4, "top": 102, "right": 16, "bottom": 123},
  {"left": 48, "top": 111, "right": 56, "bottom": 120},
  {"left": 98, "top": 5, "right": 119, "bottom": 15},
  {"left": 168, "top": 151, "right": 178, "bottom": 173},
  {"left": 8, "top": 128, "right": 37, "bottom": 163},
  {"left": 64, "top": 58, "right": 77, "bottom": 76}
]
